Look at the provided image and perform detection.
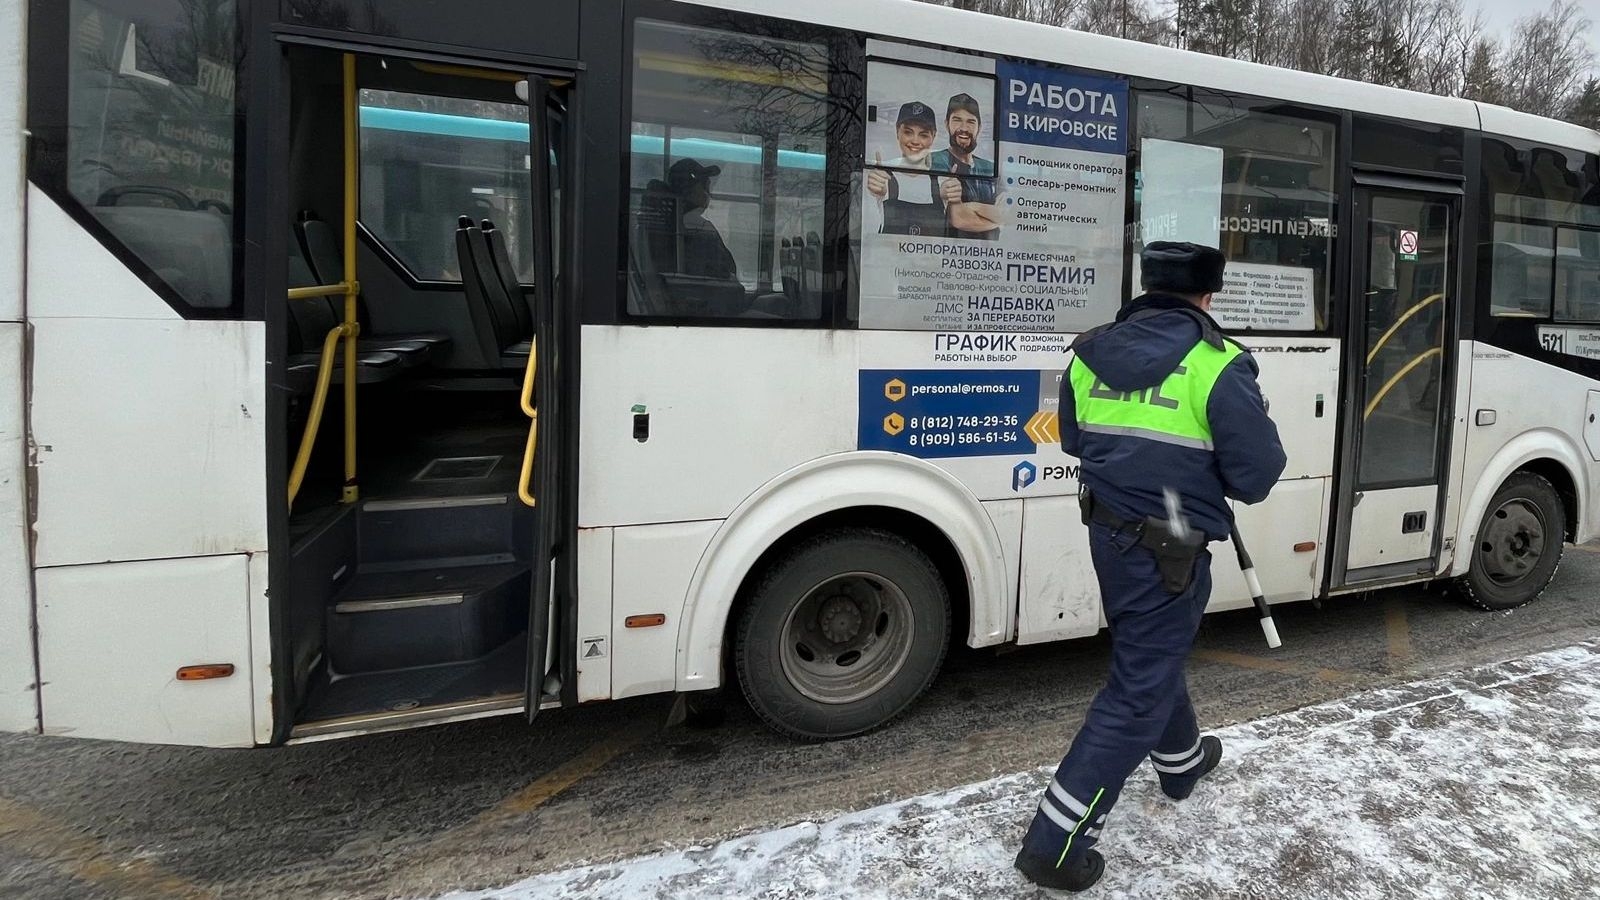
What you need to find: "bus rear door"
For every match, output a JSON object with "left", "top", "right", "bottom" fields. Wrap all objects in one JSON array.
[{"left": 1333, "top": 175, "right": 1463, "bottom": 586}]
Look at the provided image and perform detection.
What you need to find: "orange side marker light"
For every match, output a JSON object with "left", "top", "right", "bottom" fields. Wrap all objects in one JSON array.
[{"left": 176, "top": 664, "right": 235, "bottom": 681}]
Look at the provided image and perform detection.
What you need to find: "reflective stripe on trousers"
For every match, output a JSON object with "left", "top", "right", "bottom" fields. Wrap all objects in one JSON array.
[{"left": 1018, "top": 521, "right": 1213, "bottom": 866}]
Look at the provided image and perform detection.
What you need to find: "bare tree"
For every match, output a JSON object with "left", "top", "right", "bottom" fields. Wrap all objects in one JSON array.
[
  {"left": 925, "top": 0, "right": 1083, "bottom": 26},
  {"left": 1246, "top": 0, "right": 1296, "bottom": 69},
  {"left": 1289, "top": 0, "right": 1336, "bottom": 75},
  {"left": 921, "top": 0, "right": 1599, "bottom": 127},
  {"left": 1501, "top": 0, "right": 1596, "bottom": 117},
  {"left": 1075, "top": 0, "right": 1171, "bottom": 41}
]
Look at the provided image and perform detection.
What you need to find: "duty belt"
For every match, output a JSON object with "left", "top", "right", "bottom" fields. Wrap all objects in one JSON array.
[
  {"left": 1081, "top": 488, "right": 1140, "bottom": 533},
  {"left": 1080, "top": 487, "right": 1206, "bottom": 594}
]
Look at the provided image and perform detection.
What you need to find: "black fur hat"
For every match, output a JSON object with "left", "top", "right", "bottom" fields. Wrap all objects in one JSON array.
[{"left": 1140, "top": 241, "right": 1226, "bottom": 295}]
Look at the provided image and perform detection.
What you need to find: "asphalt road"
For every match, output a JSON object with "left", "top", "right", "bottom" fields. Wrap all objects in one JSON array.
[{"left": 4, "top": 546, "right": 1600, "bottom": 900}]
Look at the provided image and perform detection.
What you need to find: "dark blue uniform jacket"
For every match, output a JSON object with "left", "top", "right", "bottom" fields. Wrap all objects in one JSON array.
[{"left": 1061, "top": 294, "right": 1288, "bottom": 541}]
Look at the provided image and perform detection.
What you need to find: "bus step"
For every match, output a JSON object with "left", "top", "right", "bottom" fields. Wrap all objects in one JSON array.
[
  {"left": 326, "top": 562, "right": 530, "bottom": 674},
  {"left": 357, "top": 493, "right": 528, "bottom": 568},
  {"left": 296, "top": 634, "right": 528, "bottom": 728}
]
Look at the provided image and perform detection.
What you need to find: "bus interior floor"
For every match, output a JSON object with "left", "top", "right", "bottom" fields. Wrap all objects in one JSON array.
[
  {"left": 358, "top": 418, "right": 529, "bottom": 502},
  {"left": 288, "top": 406, "right": 531, "bottom": 536}
]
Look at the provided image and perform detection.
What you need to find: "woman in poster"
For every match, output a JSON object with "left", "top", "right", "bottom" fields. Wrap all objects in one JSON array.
[{"left": 865, "top": 101, "right": 950, "bottom": 237}]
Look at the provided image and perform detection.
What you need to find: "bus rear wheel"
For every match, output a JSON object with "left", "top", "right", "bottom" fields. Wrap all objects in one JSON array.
[
  {"left": 734, "top": 528, "right": 950, "bottom": 741},
  {"left": 1456, "top": 472, "right": 1565, "bottom": 611}
]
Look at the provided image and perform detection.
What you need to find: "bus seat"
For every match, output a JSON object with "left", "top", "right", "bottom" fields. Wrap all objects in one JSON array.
[
  {"left": 628, "top": 181, "right": 746, "bottom": 317},
  {"left": 454, "top": 217, "right": 531, "bottom": 369},
  {"left": 627, "top": 185, "right": 679, "bottom": 315},
  {"left": 752, "top": 233, "right": 820, "bottom": 320},
  {"left": 284, "top": 238, "right": 408, "bottom": 394},
  {"left": 780, "top": 236, "right": 801, "bottom": 299},
  {"left": 295, "top": 215, "right": 451, "bottom": 362},
  {"left": 480, "top": 220, "right": 535, "bottom": 337},
  {"left": 802, "top": 231, "right": 823, "bottom": 297}
]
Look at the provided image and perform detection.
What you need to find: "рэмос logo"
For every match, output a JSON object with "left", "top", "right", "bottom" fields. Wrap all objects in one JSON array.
[{"left": 1012, "top": 460, "right": 1037, "bottom": 491}]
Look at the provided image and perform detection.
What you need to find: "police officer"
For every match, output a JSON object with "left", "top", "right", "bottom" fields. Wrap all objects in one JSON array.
[{"left": 1013, "top": 242, "right": 1287, "bottom": 891}]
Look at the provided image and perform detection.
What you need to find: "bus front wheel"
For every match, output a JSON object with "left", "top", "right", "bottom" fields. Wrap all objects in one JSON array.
[
  {"left": 1456, "top": 472, "right": 1565, "bottom": 611},
  {"left": 734, "top": 528, "right": 950, "bottom": 741}
]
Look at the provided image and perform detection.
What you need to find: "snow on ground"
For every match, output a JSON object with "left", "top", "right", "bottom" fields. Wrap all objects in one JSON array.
[{"left": 441, "top": 643, "right": 1600, "bottom": 899}]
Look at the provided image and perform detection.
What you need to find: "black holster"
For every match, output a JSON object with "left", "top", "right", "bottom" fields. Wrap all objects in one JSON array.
[{"left": 1081, "top": 488, "right": 1206, "bottom": 594}]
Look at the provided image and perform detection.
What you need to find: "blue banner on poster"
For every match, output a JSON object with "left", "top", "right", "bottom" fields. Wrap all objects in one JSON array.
[
  {"left": 859, "top": 369, "right": 1039, "bottom": 459},
  {"left": 997, "top": 61, "right": 1127, "bottom": 155}
]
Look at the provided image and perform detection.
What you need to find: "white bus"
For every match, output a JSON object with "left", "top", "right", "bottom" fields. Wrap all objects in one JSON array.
[{"left": 3, "top": 0, "right": 1595, "bottom": 748}]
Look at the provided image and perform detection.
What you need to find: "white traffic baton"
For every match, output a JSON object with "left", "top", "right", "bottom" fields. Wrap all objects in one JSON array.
[{"left": 1230, "top": 525, "right": 1282, "bottom": 649}]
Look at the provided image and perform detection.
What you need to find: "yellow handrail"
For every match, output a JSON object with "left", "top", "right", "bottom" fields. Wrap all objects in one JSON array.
[
  {"left": 1366, "top": 293, "right": 1442, "bottom": 364},
  {"left": 339, "top": 52, "right": 360, "bottom": 505},
  {"left": 288, "top": 284, "right": 350, "bottom": 301},
  {"left": 517, "top": 340, "right": 538, "bottom": 507},
  {"left": 286, "top": 53, "right": 362, "bottom": 511},
  {"left": 287, "top": 323, "right": 355, "bottom": 505},
  {"left": 1364, "top": 347, "right": 1442, "bottom": 420}
]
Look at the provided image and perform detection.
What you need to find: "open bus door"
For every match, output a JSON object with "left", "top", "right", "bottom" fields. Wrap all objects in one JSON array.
[
  {"left": 521, "top": 72, "right": 562, "bottom": 721},
  {"left": 268, "top": 43, "right": 577, "bottom": 741}
]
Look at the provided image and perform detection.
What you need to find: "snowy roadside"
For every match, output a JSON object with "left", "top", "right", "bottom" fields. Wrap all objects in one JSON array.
[{"left": 440, "top": 643, "right": 1600, "bottom": 899}]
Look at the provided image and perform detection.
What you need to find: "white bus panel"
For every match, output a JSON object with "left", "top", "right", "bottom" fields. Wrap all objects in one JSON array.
[{"left": 36, "top": 554, "right": 256, "bottom": 746}]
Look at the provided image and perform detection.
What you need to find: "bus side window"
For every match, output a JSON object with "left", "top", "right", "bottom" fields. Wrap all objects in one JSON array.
[
  {"left": 624, "top": 19, "right": 830, "bottom": 322},
  {"left": 61, "top": 0, "right": 242, "bottom": 313},
  {"left": 1555, "top": 227, "right": 1600, "bottom": 323},
  {"left": 1489, "top": 221, "right": 1554, "bottom": 319},
  {"left": 1131, "top": 88, "right": 1337, "bottom": 333}
]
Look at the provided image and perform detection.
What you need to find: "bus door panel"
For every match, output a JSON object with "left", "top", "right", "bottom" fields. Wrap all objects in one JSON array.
[
  {"left": 35, "top": 555, "right": 257, "bottom": 746},
  {"left": 1017, "top": 496, "right": 1099, "bottom": 644},
  {"left": 0, "top": 0, "right": 24, "bottom": 732},
  {"left": 0, "top": 321, "right": 36, "bottom": 734},
  {"left": 1586, "top": 391, "right": 1600, "bottom": 462},
  {"left": 1337, "top": 183, "right": 1461, "bottom": 580},
  {"left": 521, "top": 74, "right": 562, "bottom": 720},
  {"left": 1213, "top": 477, "right": 1330, "bottom": 611},
  {"left": 1208, "top": 338, "right": 1337, "bottom": 609}
]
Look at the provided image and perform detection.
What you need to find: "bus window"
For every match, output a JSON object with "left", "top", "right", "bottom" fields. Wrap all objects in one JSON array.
[
  {"left": 1490, "top": 221, "right": 1554, "bottom": 318},
  {"left": 359, "top": 89, "right": 535, "bottom": 284},
  {"left": 1133, "top": 88, "right": 1337, "bottom": 332},
  {"left": 1482, "top": 139, "right": 1600, "bottom": 322},
  {"left": 1555, "top": 227, "right": 1600, "bottom": 323},
  {"left": 625, "top": 18, "right": 830, "bottom": 321},
  {"left": 65, "top": 0, "right": 240, "bottom": 311}
]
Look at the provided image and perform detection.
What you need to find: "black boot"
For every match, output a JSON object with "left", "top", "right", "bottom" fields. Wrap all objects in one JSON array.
[
  {"left": 1014, "top": 847, "right": 1105, "bottom": 892},
  {"left": 1158, "top": 735, "right": 1223, "bottom": 800}
]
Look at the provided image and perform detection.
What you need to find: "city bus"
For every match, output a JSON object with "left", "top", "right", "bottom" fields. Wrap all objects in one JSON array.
[{"left": 3, "top": 0, "right": 1596, "bottom": 748}]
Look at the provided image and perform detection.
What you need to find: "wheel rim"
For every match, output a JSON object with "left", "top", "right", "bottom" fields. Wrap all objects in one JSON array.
[
  {"left": 778, "top": 571, "right": 916, "bottom": 705},
  {"left": 1478, "top": 498, "right": 1548, "bottom": 586}
]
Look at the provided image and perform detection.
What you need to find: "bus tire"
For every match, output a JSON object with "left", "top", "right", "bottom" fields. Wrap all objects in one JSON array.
[
  {"left": 1455, "top": 472, "right": 1565, "bottom": 611},
  {"left": 733, "top": 528, "right": 950, "bottom": 741}
]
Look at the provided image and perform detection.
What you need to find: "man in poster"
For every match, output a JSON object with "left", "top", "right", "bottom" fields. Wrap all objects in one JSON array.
[
  {"left": 930, "top": 93, "right": 1000, "bottom": 240},
  {"left": 930, "top": 92, "right": 994, "bottom": 176}
]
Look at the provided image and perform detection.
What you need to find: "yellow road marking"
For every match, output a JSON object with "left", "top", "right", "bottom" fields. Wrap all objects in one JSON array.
[
  {"left": 1385, "top": 596, "right": 1412, "bottom": 672},
  {"left": 1192, "top": 648, "right": 1355, "bottom": 683},
  {"left": 0, "top": 796, "right": 212, "bottom": 899},
  {"left": 423, "top": 716, "right": 658, "bottom": 854}
]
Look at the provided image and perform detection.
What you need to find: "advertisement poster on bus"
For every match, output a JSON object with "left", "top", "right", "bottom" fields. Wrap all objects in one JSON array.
[{"left": 857, "top": 46, "right": 1128, "bottom": 334}]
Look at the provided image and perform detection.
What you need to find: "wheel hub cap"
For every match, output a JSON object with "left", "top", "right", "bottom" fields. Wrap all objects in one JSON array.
[
  {"left": 1479, "top": 499, "right": 1547, "bottom": 585},
  {"left": 779, "top": 573, "right": 916, "bottom": 705},
  {"left": 818, "top": 596, "right": 863, "bottom": 643}
]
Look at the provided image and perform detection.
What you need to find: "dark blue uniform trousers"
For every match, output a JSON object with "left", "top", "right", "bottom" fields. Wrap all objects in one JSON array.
[{"left": 1019, "top": 521, "right": 1215, "bottom": 868}]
